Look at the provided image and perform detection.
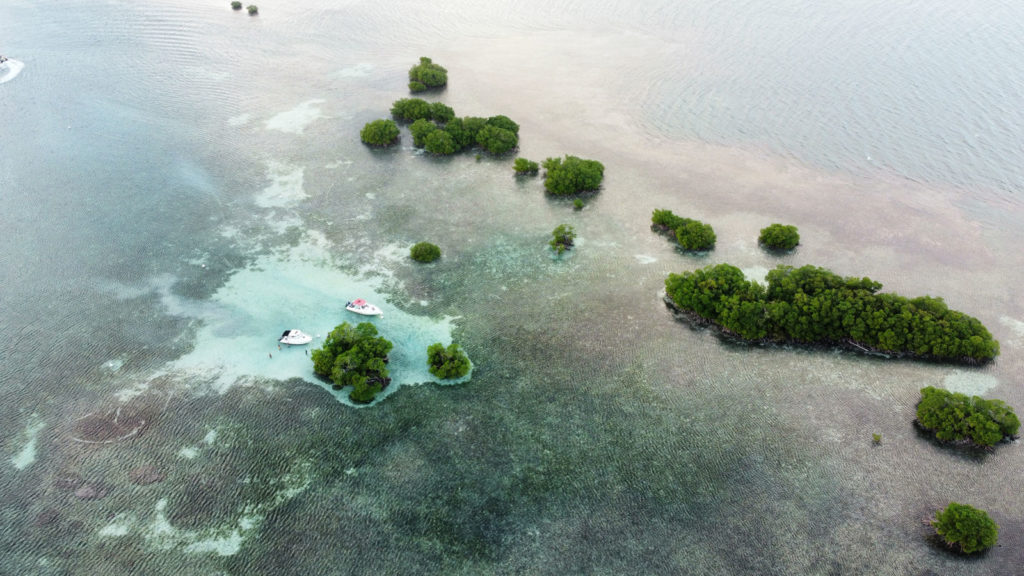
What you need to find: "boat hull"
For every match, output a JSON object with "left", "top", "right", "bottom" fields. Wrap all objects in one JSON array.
[
  {"left": 346, "top": 305, "right": 382, "bottom": 316},
  {"left": 278, "top": 330, "right": 313, "bottom": 345},
  {"left": 346, "top": 300, "right": 383, "bottom": 317}
]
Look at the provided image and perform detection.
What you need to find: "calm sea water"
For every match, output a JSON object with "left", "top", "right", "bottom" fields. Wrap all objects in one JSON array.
[{"left": 2, "top": 1, "right": 1024, "bottom": 574}]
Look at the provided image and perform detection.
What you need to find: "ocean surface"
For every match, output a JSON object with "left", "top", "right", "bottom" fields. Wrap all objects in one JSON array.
[{"left": 2, "top": 1, "right": 1024, "bottom": 574}]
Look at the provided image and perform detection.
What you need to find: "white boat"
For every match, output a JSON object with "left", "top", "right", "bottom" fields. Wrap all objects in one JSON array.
[
  {"left": 0, "top": 56, "right": 24, "bottom": 84},
  {"left": 278, "top": 329, "right": 313, "bottom": 345},
  {"left": 346, "top": 298, "right": 383, "bottom": 317}
]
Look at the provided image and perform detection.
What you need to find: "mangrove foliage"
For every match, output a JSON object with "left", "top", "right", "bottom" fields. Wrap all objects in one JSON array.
[
  {"left": 427, "top": 342, "right": 472, "bottom": 379},
  {"left": 408, "top": 57, "right": 447, "bottom": 92},
  {"left": 933, "top": 502, "right": 999, "bottom": 554},
  {"left": 652, "top": 209, "right": 716, "bottom": 251},
  {"left": 664, "top": 263, "right": 999, "bottom": 363},
  {"left": 390, "top": 98, "right": 454, "bottom": 124},
  {"left": 410, "top": 242, "right": 442, "bottom": 263},
  {"left": 915, "top": 386, "right": 1019, "bottom": 447},
  {"left": 403, "top": 111, "right": 520, "bottom": 156},
  {"left": 360, "top": 119, "right": 400, "bottom": 147},
  {"left": 514, "top": 157, "right": 539, "bottom": 175},
  {"left": 759, "top": 223, "right": 800, "bottom": 251},
  {"left": 550, "top": 224, "right": 576, "bottom": 255},
  {"left": 312, "top": 322, "right": 393, "bottom": 403},
  {"left": 542, "top": 155, "right": 604, "bottom": 196}
]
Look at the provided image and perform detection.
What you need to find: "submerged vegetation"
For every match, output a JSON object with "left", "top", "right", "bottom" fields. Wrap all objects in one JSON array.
[
  {"left": 410, "top": 242, "right": 442, "bottom": 263},
  {"left": 542, "top": 155, "right": 604, "bottom": 196},
  {"left": 312, "top": 322, "right": 393, "bottom": 403},
  {"left": 427, "top": 342, "right": 472, "bottom": 379},
  {"left": 915, "top": 386, "right": 1019, "bottom": 447},
  {"left": 360, "top": 119, "right": 400, "bottom": 147},
  {"left": 652, "top": 209, "right": 716, "bottom": 252},
  {"left": 759, "top": 223, "right": 800, "bottom": 251},
  {"left": 664, "top": 263, "right": 999, "bottom": 363},
  {"left": 550, "top": 224, "right": 576, "bottom": 255},
  {"left": 933, "top": 502, "right": 999, "bottom": 554},
  {"left": 408, "top": 57, "right": 447, "bottom": 92}
]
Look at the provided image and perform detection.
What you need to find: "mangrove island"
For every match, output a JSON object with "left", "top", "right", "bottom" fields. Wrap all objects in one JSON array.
[
  {"left": 408, "top": 57, "right": 447, "bottom": 93},
  {"left": 652, "top": 209, "right": 716, "bottom": 252},
  {"left": 312, "top": 322, "right": 393, "bottom": 403},
  {"left": 758, "top": 223, "right": 800, "bottom": 251},
  {"left": 427, "top": 342, "right": 472, "bottom": 379},
  {"left": 664, "top": 263, "right": 1000, "bottom": 364},
  {"left": 542, "top": 155, "right": 604, "bottom": 196},
  {"left": 360, "top": 119, "right": 400, "bottom": 147},
  {"left": 915, "top": 386, "right": 1019, "bottom": 448},
  {"left": 410, "top": 242, "right": 442, "bottom": 263},
  {"left": 932, "top": 502, "right": 999, "bottom": 554}
]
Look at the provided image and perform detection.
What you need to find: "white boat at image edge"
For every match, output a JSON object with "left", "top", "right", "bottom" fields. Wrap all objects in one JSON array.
[
  {"left": 278, "top": 329, "right": 313, "bottom": 345},
  {"left": 0, "top": 55, "right": 25, "bottom": 84},
  {"left": 346, "top": 298, "right": 383, "bottom": 317}
]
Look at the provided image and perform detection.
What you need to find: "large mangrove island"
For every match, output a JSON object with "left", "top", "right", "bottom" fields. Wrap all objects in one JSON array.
[
  {"left": 664, "top": 263, "right": 999, "bottom": 363},
  {"left": 312, "top": 322, "right": 393, "bottom": 403}
]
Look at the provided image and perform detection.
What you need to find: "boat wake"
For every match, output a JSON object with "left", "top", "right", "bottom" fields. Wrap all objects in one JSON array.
[{"left": 0, "top": 59, "right": 25, "bottom": 84}]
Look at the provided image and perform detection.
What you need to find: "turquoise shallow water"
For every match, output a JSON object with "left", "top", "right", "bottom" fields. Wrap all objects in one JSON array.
[{"left": 3, "top": 1, "right": 1024, "bottom": 574}]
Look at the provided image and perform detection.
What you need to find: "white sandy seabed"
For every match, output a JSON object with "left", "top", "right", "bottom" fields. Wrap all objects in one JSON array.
[{"left": 0, "top": 59, "right": 25, "bottom": 84}]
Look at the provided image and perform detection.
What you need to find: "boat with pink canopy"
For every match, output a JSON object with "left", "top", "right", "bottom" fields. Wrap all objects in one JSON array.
[{"left": 345, "top": 298, "right": 383, "bottom": 317}]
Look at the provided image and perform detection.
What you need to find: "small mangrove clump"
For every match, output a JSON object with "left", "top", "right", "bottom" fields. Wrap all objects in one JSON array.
[
  {"left": 514, "top": 157, "right": 539, "bottom": 175},
  {"left": 312, "top": 322, "right": 393, "bottom": 403},
  {"left": 231, "top": 1, "right": 242, "bottom": 10},
  {"left": 550, "top": 224, "right": 576, "bottom": 255},
  {"left": 247, "top": 5, "right": 258, "bottom": 15},
  {"left": 932, "top": 502, "right": 999, "bottom": 554},
  {"left": 427, "top": 342, "right": 471, "bottom": 379},
  {"left": 759, "top": 223, "right": 800, "bottom": 251},
  {"left": 664, "top": 263, "right": 1000, "bottom": 363},
  {"left": 390, "top": 98, "right": 454, "bottom": 124},
  {"left": 652, "top": 209, "right": 716, "bottom": 252},
  {"left": 360, "top": 119, "right": 400, "bottom": 147},
  {"left": 408, "top": 57, "right": 448, "bottom": 92},
  {"left": 542, "top": 155, "right": 604, "bottom": 196},
  {"left": 915, "top": 386, "right": 1019, "bottom": 447},
  {"left": 410, "top": 242, "right": 441, "bottom": 263},
  {"left": 676, "top": 220, "right": 716, "bottom": 251},
  {"left": 573, "top": 198, "right": 584, "bottom": 210}
]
